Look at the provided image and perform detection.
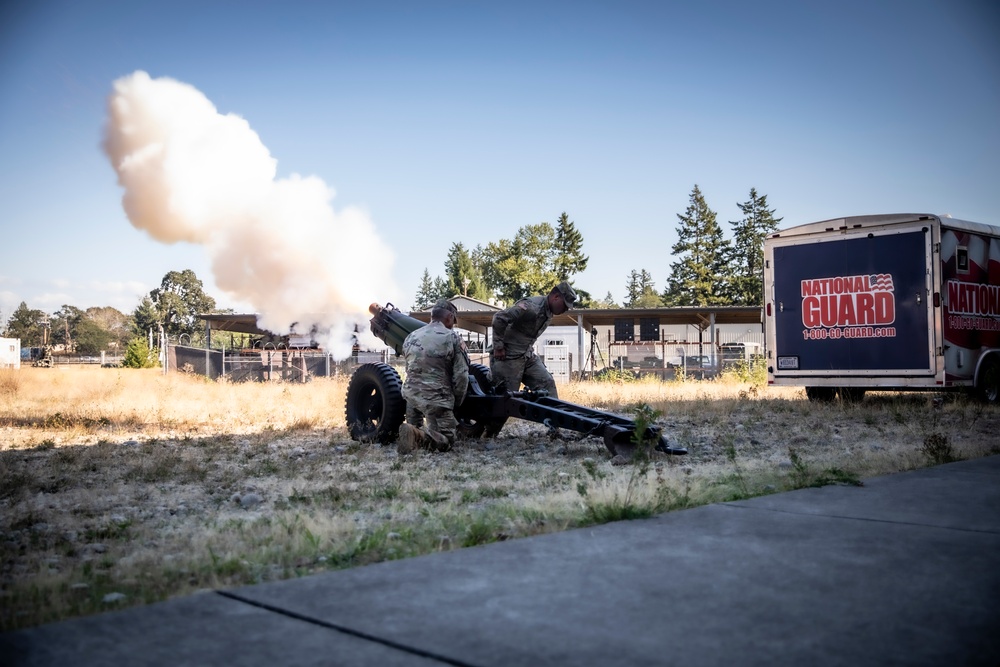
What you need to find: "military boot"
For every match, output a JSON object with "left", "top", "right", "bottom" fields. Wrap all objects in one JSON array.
[{"left": 397, "top": 423, "right": 421, "bottom": 454}]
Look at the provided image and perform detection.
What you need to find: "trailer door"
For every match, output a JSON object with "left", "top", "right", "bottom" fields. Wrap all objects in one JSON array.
[{"left": 770, "top": 227, "right": 934, "bottom": 377}]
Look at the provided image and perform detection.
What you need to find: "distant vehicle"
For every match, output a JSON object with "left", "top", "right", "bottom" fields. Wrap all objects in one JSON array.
[
  {"left": 720, "top": 342, "right": 762, "bottom": 369},
  {"left": 684, "top": 355, "right": 713, "bottom": 368}
]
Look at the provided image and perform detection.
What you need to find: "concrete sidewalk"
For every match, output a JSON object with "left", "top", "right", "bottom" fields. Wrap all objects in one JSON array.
[{"left": 3, "top": 456, "right": 999, "bottom": 667}]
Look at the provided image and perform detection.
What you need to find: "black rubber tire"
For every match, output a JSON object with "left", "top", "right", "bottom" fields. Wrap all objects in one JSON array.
[
  {"left": 977, "top": 356, "right": 1000, "bottom": 405},
  {"left": 838, "top": 387, "right": 867, "bottom": 403},
  {"left": 345, "top": 363, "right": 406, "bottom": 444},
  {"left": 456, "top": 364, "right": 508, "bottom": 438},
  {"left": 805, "top": 386, "right": 837, "bottom": 402}
]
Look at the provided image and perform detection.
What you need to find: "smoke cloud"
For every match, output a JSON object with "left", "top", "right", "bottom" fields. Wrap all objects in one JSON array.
[{"left": 102, "top": 71, "right": 397, "bottom": 357}]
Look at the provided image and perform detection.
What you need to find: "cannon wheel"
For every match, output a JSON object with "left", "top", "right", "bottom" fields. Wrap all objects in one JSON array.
[
  {"left": 457, "top": 364, "right": 507, "bottom": 439},
  {"left": 345, "top": 363, "right": 406, "bottom": 444}
]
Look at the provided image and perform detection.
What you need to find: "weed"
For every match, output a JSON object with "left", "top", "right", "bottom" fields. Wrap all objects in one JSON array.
[
  {"left": 417, "top": 489, "right": 450, "bottom": 504},
  {"left": 787, "top": 448, "right": 863, "bottom": 489},
  {"left": 920, "top": 432, "right": 957, "bottom": 465},
  {"left": 723, "top": 442, "right": 750, "bottom": 498}
]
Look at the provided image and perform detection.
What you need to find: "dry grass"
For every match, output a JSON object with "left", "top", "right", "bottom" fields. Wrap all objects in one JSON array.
[{"left": 1, "top": 366, "right": 997, "bottom": 631}]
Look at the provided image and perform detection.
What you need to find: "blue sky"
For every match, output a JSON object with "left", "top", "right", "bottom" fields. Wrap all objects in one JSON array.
[{"left": 2, "top": 0, "right": 998, "bottom": 324}]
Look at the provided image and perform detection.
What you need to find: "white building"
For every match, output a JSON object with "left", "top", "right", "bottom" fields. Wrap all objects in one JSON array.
[{"left": 1, "top": 337, "right": 21, "bottom": 369}]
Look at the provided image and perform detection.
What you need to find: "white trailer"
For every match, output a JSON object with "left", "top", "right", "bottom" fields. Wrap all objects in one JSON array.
[{"left": 763, "top": 213, "right": 1000, "bottom": 402}]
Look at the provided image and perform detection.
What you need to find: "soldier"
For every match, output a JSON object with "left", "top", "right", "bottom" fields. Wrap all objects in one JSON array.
[
  {"left": 398, "top": 298, "right": 470, "bottom": 453},
  {"left": 490, "top": 281, "right": 577, "bottom": 399}
]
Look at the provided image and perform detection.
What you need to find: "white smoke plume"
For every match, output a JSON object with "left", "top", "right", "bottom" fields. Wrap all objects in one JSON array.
[{"left": 102, "top": 71, "right": 397, "bottom": 358}]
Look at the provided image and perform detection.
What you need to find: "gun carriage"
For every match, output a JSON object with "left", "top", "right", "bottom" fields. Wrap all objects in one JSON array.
[{"left": 345, "top": 303, "right": 687, "bottom": 458}]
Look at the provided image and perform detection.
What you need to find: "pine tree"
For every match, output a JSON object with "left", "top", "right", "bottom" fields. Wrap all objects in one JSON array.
[
  {"left": 2, "top": 301, "right": 45, "bottom": 345},
  {"left": 444, "top": 243, "right": 489, "bottom": 300},
  {"left": 662, "top": 185, "right": 730, "bottom": 306},
  {"left": 728, "top": 188, "right": 782, "bottom": 305},
  {"left": 131, "top": 296, "right": 159, "bottom": 337},
  {"left": 553, "top": 212, "right": 588, "bottom": 280},
  {"left": 414, "top": 269, "right": 437, "bottom": 309},
  {"left": 625, "top": 269, "right": 659, "bottom": 307}
]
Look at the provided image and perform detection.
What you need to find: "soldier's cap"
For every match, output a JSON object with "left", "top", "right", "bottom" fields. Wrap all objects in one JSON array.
[
  {"left": 555, "top": 281, "right": 578, "bottom": 308},
  {"left": 433, "top": 298, "right": 458, "bottom": 317}
]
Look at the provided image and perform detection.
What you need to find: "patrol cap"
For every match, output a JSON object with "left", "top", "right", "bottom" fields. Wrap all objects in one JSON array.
[
  {"left": 433, "top": 298, "right": 458, "bottom": 317},
  {"left": 555, "top": 281, "right": 578, "bottom": 308}
]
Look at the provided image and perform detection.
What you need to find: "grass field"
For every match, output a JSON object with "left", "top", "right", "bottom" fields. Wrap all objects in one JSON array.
[{"left": 1, "top": 365, "right": 997, "bottom": 631}]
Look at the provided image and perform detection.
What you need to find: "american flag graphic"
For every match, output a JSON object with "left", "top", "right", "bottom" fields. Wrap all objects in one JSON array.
[{"left": 869, "top": 274, "right": 894, "bottom": 291}]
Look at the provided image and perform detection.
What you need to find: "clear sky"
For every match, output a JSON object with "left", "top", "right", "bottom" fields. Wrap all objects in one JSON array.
[{"left": 2, "top": 0, "right": 998, "bottom": 327}]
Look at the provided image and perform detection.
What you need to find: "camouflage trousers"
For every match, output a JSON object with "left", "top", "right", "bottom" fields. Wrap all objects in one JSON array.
[
  {"left": 490, "top": 353, "right": 558, "bottom": 398},
  {"left": 405, "top": 396, "right": 458, "bottom": 451}
]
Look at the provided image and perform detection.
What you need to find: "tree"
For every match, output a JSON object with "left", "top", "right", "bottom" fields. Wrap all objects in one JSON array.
[
  {"left": 553, "top": 212, "right": 588, "bottom": 281},
  {"left": 625, "top": 270, "right": 660, "bottom": 308},
  {"left": 148, "top": 270, "right": 217, "bottom": 339},
  {"left": 86, "top": 306, "right": 131, "bottom": 352},
  {"left": 728, "top": 188, "right": 782, "bottom": 305},
  {"left": 590, "top": 291, "right": 619, "bottom": 309},
  {"left": 479, "top": 223, "right": 559, "bottom": 304},
  {"left": 131, "top": 296, "right": 159, "bottom": 337},
  {"left": 444, "top": 243, "right": 489, "bottom": 300},
  {"left": 122, "top": 336, "right": 159, "bottom": 368},
  {"left": 414, "top": 269, "right": 438, "bottom": 310},
  {"left": 73, "top": 318, "right": 113, "bottom": 355},
  {"left": 50, "top": 305, "right": 85, "bottom": 351},
  {"left": 662, "top": 185, "right": 731, "bottom": 306},
  {"left": 2, "top": 302, "right": 46, "bottom": 346}
]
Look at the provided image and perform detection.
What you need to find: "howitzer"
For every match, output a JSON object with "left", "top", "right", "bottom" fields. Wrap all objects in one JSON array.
[{"left": 345, "top": 303, "right": 687, "bottom": 457}]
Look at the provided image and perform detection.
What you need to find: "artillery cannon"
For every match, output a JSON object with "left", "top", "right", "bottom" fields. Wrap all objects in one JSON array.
[{"left": 345, "top": 303, "right": 687, "bottom": 458}]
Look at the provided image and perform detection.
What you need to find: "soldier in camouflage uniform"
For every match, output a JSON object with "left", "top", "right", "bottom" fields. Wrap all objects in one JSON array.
[
  {"left": 490, "top": 281, "right": 577, "bottom": 399},
  {"left": 398, "top": 298, "right": 470, "bottom": 453}
]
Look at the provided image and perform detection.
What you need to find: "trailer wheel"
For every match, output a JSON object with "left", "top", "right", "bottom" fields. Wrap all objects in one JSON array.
[
  {"left": 345, "top": 363, "right": 406, "bottom": 444},
  {"left": 838, "top": 387, "right": 866, "bottom": 403},
  {"left": 457, "top": 364, "right": 508, "bottom": 438},
  {"left": 977, "top": 356, "right": 1000, "bottom": 404},
  {"left": 805, "top": 387, "right": 837, "bottom": 402}
]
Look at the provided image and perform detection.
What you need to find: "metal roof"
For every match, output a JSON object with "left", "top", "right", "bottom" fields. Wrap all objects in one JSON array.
[
  {"left": 200, "top": 305, "right": 763, "bottom": 344},
  {"left": 410, "top": 306, "right": 762, "bottom": 334},
  {"left": 198, "top": 314, "right": 268, "bottom": 335}
]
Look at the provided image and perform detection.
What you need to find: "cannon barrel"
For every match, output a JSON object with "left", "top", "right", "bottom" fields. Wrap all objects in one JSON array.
[{"left": 368, "top": 302, "right": 426, "bottom": 356}]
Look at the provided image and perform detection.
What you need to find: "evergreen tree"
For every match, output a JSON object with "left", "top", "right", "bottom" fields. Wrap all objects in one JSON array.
[
  {"left": 2, "top": 301, "right": 46, "bottom": 345},
  {"left": 590, "top": 291, "right": 619, "bottom": 309},
  {"left": 444, "top": 243, "right": 489, "bottom": 300},
  {"left": 414, "top": 269, "right": 437, "bottom": 309},
  {"left": 625, "top": 269, "right": 659, "bottom": 307},
  {"left": 122, "top": 336, "right": 159, "bottom": 368},
  {"left": 553, "top": 212, "right": 588, "bottom": 280},
  {"left": 662, "top": 185, "right": 731, "bottom": 306},
  {"left": 131, "top": 296, "right": 160, "bottom": 337},
  {"left": 728, "top": 188, "right": 782, "bottom": 305}
]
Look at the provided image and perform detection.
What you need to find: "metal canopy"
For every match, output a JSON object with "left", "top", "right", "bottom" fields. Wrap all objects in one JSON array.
[
  {"left": 198, "top": 314, "right": 267, "bottom": 336},
  {"left": 409, "top": 306, "right": 763, "bottom": 333}
]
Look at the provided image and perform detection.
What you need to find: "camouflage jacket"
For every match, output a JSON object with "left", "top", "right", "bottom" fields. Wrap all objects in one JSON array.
[
  {"left": 402, "top": 321, "right": 470, "bottom": 409},
  {"left": 491, "top": 295, "right": 552, "bottom": 359}
]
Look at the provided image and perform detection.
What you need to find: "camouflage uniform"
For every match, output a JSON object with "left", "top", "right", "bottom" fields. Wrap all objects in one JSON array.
[
  {"left": 402, "top": 319, "right": 469, "bottom": 451},
  {"left": 490, "top": 295, "right": 559, "bottom": 398}
]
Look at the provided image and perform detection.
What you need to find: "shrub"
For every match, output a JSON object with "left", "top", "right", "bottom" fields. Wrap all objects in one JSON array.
[{"left": 122, "top": 337, "right": 160, "bottom": 369}]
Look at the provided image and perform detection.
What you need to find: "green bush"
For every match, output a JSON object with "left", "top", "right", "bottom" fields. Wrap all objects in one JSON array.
[
  {"left": 721, "top": 357, "right": 767, "bottom": 386},
  {"left": 122, "top": 337, "right": 160, "bottom": 369}
]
